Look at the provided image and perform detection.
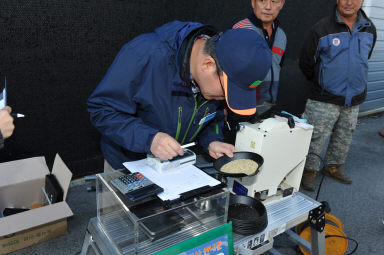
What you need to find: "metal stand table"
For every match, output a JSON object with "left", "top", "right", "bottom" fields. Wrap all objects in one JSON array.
[
  {"left": 233, "top": 192, "right": 325, "bottom": 255},
  {"left": 81, "top": 192, "right": 325, "bottom": 255}
]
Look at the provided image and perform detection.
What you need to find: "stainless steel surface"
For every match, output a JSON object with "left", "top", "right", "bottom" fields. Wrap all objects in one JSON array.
[
  {"left": 234, "top": 192, "right": 323, "bottom": 254},
  {"left": 266, "top": 192, "right": 320, "bottom": 230}
]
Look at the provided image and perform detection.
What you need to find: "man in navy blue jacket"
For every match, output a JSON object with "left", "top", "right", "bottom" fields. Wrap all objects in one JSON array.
[
  {"left": 87, "top": 21, "right": 272, "bottom": 170},
  {"left": 299, "top": 0, "right": 376, "bottom": 191}
]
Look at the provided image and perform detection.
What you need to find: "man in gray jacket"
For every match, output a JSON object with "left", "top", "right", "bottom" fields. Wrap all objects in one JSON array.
[
  {"left": 233, "top": 0, "right": 286, "bottom": 108},
  {"left": 225, "top": 0, "right": 286, "bottom": 144}
]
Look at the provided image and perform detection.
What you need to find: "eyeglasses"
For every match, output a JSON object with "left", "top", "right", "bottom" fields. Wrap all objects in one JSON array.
[{"left": 257, "top": 0, "right": 282, "bottom": 6}]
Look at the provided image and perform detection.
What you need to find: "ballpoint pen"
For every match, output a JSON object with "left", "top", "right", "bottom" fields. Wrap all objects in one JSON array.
[
  {"left": 11, "top": 113, "right": 25, "bottom": 118},
  {"left": 180, "top": 142, "right": 196, "bottom": 149}
]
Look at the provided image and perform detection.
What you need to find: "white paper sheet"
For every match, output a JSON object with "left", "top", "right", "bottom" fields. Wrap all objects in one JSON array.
[{"left": 123, "top": 159, "right": 220, "bottom": 201}]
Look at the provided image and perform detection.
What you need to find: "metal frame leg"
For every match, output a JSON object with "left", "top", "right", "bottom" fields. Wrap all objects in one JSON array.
[
  {"left": 310, "top": 227, "right": 325, "bottom": 255},
  {"left": 80, "top": 230, "right": 92, "bottom": 255},
  {"left": 285, "top": 229, "right": 311, "bottom": 252},
  {"left": 285, "top": 228, "right": 325, "bottom": 255}
]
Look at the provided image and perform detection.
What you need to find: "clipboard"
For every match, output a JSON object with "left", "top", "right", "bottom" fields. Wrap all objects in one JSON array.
[
  {"left": 123, "top": 159, "right": 223, "bottom": 203},
  {"left": 121, "top": 164, "right": 225, "bottom": 207}
]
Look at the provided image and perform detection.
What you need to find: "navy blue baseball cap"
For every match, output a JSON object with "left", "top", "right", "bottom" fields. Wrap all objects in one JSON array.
[{"left": 215, "top": 28, "right": 272, "bottom": 115}]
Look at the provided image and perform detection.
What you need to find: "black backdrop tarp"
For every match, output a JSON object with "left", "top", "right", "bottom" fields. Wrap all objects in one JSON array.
[{"left": 0, "top": 0, "right": 333, "bottom": 177}]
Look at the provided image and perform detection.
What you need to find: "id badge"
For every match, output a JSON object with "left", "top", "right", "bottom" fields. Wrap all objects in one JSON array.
[{"left": 198, "top": 112, "right": 216, "bottom": 125}]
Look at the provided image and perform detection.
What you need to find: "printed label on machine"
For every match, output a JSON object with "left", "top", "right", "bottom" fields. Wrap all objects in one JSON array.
[
  {"left": 232, "top": 180, "right": 248, "bottom": 196},
  {"left": 241, "top": 232, "right": 267, "bottom": 250}
]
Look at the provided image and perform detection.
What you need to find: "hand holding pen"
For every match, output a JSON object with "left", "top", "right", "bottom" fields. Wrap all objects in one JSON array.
[
  {"left": 0, "top": 106, "right": 15, "bottom": 139},
  {"left": 1, "top": 105, "right": 25, "bottom": 118}
]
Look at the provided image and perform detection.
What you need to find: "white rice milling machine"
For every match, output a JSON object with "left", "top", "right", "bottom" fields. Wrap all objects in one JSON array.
[{"left": 230, "top": 116, "right": 313, "bottom": 204}]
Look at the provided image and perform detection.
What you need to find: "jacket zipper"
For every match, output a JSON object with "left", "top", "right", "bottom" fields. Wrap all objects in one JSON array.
[
  {"left": 181, "top": 95, "right": 209, "bottom": 145},
  {"left": 347, "top": 29, "right": 352, "bottom": 106},
  {"left": 189, "top": 107, "right": 210, "bottom": 142},
  {"left": 175, "top": 106, "right": 182, "bottom": 142},
  {"left": 319, "top": 64, "right": 325, "bottom": 96},
  {"left": 358, "top": 36, "right": 361, "bottom": 54},
  {"left": 269, "top": 66, "right": 274, "bottom": 102}
]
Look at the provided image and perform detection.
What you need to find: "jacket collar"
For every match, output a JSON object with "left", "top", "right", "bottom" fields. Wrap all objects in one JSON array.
[
  {"left": 173, "top": 25, "right": 218, "bottom": 93},
  {"left": 247, "top": 12, "right": 280, "bottom": 48},
  {"left": 247, "top": 12, "right": 280, "bottom": 31}
]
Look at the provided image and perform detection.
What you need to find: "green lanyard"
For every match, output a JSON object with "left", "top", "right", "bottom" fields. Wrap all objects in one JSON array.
[
  {"left": 189, "top": 107, "right": 210, "bottom": 142},
  {"left": 177, "top": 95, "right": 210, "bottom": 145},
  {"left": 175, "top": 106, "right": 182, "bottom": 142}
]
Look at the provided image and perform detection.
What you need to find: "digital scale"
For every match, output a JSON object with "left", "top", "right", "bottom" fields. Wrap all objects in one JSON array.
[{"left": 146, "top": 149, "right": 196, "bottom": 173}]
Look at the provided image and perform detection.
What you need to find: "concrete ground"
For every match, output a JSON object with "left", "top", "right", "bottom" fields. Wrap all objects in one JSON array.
[{"left": 8, "top": 113, "right": 384, "bottom": 255}]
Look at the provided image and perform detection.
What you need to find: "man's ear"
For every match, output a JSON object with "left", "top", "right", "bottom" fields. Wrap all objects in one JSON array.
[{"left": 201, "top": 55, "right": 217, "bottom": 73}]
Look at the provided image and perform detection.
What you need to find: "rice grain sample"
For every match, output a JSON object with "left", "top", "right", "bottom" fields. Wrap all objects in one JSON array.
[{"left": 220, "top": 159, "right": 259, "bottom": 175}]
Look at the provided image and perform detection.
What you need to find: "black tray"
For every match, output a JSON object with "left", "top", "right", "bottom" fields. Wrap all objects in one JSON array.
[{"left": 228, "top": 194, "right": 268, "bottom": 235}]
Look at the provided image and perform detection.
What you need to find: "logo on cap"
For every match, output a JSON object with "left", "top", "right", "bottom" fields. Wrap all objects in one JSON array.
[
  {"left": 333, "top": 38, "right": 340, "bottom": 47},
  {"left": 249, "top": 80, "right": 262, "bottom": 89}
]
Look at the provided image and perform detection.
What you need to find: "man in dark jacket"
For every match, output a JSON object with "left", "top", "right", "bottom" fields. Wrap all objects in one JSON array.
[
  {"left": 299, "top": 0, "right": 376, "bottom": 191},
  {"left": 87, "top": 21, "right": 272, "bottom": 170}
]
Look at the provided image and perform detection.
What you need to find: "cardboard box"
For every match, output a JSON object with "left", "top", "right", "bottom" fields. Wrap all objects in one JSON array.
[{"left": 0, "top": 154, "right": 73, "bottom": 254}]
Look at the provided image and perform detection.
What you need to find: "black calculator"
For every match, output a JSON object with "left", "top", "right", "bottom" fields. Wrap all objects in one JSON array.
[{"left": 110, "top": 172, "right": 163, "bottom": 201}]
